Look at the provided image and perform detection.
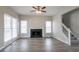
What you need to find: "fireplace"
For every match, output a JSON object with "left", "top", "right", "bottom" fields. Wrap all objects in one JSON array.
[{"left": 30, "top": 29, "right": 42, "bottom": 38}]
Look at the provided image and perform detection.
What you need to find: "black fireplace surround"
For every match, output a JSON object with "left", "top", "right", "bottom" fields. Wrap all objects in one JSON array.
[{"left": 30, "top": 29, "right": 42, "bottom": 38}]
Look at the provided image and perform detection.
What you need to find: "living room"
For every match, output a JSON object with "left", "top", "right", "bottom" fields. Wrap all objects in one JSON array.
[{"left": 0, "top": 6, "right": 79, "bottom": 52}]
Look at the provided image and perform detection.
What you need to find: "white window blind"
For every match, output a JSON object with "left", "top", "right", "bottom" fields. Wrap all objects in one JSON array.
[
  {"left": 46, "top": 21, "right": 52, "bottom": 33},
  {"left": 21, "top": 20, "right": 27, "bottom": 33},
  {"left": 4, "top": 14, "right": 18, "bottom": 42}
]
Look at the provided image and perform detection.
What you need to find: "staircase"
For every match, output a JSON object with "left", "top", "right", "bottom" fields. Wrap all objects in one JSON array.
[
  {"left": 71, "top": 32, "right": 79, "bottom": 45},
  {"left": 62, "top": 23, "right": 79, "bottom": 45}
]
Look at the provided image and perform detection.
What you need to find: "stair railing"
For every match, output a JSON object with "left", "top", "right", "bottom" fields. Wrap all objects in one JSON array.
[{"left": 62, "top": 23, "right": 71, "bottom": 44}]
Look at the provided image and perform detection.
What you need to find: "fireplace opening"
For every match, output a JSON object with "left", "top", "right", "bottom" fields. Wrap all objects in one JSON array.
[{"left": 30, "top": 29, "right": 42, "bottom": 38}]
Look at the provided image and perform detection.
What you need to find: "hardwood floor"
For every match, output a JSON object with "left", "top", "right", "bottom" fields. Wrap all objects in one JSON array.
[{"left": 1, "top": 38, "right": 79, "bottom": 52}]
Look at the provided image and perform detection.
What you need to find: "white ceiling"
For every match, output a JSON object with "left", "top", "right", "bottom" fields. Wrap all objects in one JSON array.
[{"left": 9, "top": 6, "right": 78, "bottom": 16}]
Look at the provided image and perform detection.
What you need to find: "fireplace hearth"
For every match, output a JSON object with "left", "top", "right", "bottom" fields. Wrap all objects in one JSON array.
[{"left": 30, "top": 29, "right": 42, "bottom": 38}]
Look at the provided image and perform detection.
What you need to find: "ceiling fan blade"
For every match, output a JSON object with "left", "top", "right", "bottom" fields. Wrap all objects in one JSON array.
[
  {"left": 32, "top": 6, "right": 37, "bottom": 9},
  {"left": 42, "top": 7, "right": 46, "bottom": 9},
  {"left": 42, "top": 11, "right": 46, "bottom": 12}
]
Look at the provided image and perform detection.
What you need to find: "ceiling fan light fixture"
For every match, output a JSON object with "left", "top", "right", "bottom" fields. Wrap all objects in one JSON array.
[
  {"left": 36, "top": 10, "right": 42, "bottom": 14},
  {"left": 31, "top": 6, "right": 46, "bottom": 15}
]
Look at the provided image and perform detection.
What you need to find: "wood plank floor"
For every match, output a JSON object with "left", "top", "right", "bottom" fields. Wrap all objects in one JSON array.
[{"left": 1, "top": 38, "right": 79, "bottom": 52}]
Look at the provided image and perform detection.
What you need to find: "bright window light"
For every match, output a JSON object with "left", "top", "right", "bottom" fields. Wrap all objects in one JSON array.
[
  {"left": 12, "top": 18, "right": 17, "bottom": 38},
  {"left": 46, "top": 21, "right": 52, "bottom": 33},
  {"left": 4, "top": 14, "right": 18, "bottom": 42},
  {"left": 4, "top": 14, "right": 12, "bottom": 42},
  {"left": 21, "top": 20, "right": 27, "bottom": 33}
]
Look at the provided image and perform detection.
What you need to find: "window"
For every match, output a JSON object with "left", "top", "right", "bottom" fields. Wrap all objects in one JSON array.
[
  {"left": 46, "top": 21, "right": 52, "bottom": 33},
  {"left": 4, "top": 14, "right": 12, "bottom": 42},
  {"left": 21, "top": 20, "right": 27, "bottom": 33},
  {"left": 12, "top": 18, "right": 17, "bottom": 38},
  {"left": 4, "top": 14, "right": 18, "bottom": 42}
]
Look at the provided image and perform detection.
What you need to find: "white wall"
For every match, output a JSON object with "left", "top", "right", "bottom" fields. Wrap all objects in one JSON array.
[
  {"left": 52, "top": 14, "right": 70, "bottom": 45},
  {"left": 63, "top": 8, "right": 79, "bottom": 39},
  {"left": 19, "top": 15, "right": 52, "bottom": 37},
  {"left": 0, "top": 6, "right": 19, "bottom": 48}
]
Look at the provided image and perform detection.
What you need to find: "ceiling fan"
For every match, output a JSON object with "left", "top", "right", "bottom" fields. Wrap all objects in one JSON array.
[{"left": 31, "top": 6, "right": 46, "bottom": 14}]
